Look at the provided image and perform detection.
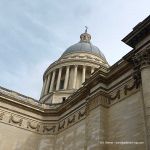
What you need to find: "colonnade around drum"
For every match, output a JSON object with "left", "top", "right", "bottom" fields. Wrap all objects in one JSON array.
[{"left": 41, "top": 65, "right": 95, "bottom": 97}]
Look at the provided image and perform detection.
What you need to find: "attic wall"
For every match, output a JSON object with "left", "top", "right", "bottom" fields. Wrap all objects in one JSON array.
[
  {"left": 45, "top": 105, "right": 108, "bottom": 150},
  {"left": 85, "top": 105, "right": 108, "bottom": 150},
  {"left": 54, "top": 119, "right": 86, "bottom": 150},
  {"left": 0, "top": 123, "right": 41, "bottom": 150},
  {"left": 107, "top": 91, "right": 146, "bottom": 150}
]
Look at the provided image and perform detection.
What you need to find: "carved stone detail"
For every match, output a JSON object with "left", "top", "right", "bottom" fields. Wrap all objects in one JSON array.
[
  {"left": 124, "top": 81, "right": 137, "bottom": 95},
  {"left": 58, "top": 120, "right": 65, "bottom": 131},
  {"left": 109, "top": 90, "right": 120, "bottom": 101},
  {"left": 9, "top": 115, "right": 23, "bottom": 126},
  {"left": 43, "top": 125, "right": 56, "bottom": 133},
  {"left": 0, "top": 112, "right": 4, "bottom": 120},
  {"left": 132, "top": 47, "right": 150, "bottom": 88},
  {"left": 78, "top": 109, "right": 86, "bottom": 120},
  {"left": 67, "top": 115, "right": 75, "bottom": 126},
  {"left": 27, "top": 121, "right": 40, "bottom": 131},
  {"left": 86, "top": 95, "right": 109, "bottom": 113}
]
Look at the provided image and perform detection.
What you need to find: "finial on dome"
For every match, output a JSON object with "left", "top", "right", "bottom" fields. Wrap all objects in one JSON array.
[
  {"left": 80, "top": 26, "right": 91, "bottom": 42},
  {"left": 85, "top": 26, "right": 88, "bottom": 33}
]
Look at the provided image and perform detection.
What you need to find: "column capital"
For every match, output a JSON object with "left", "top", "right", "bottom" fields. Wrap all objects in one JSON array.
[
  {"left": 74, "top": 65, "right": 78, "bottom": 68},
  {"left": 132, "top": 47, "right": 150, "bottom": 69},
  {"left": 66, "top": 65, "right": 70, "bottom": 69},
  {"left": 131, "top": 47, "right": 150, "bottom": 88},
  {"left": 83, "top": 65, "right": 86, "bottom": 69}
]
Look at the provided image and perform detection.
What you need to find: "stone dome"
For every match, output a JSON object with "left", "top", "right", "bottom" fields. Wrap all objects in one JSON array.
[{"left": 61, "top": 31, "right": 107, "bottom": 62}]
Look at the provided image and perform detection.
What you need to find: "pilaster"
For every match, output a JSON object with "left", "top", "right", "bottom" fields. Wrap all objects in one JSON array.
[{"left": 132, "top": 47, "right": 150, "bottom": 150}]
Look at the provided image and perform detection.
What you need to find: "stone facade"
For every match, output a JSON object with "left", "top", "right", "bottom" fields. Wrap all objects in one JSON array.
[{"left": 0, "top": 15, "right": 150, "bottom": 150}]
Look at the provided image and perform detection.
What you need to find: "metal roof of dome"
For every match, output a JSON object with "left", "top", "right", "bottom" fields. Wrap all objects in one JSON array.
[{"left": 61, "top": 28, "right": 107, "bottom": 62}]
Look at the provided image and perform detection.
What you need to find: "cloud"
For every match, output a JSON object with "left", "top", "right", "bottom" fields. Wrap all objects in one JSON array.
[{"left": 0, "top": 59, "right": 51, "bottom": 99}]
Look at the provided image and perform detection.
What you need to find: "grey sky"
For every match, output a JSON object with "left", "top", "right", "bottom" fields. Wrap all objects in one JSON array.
[{"left": 0, "top": 0, "right": 149, "bottom": 99}]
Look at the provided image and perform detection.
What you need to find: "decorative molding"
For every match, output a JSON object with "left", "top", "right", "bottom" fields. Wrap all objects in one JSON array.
[
  {"left": 0, "top": 86, "right": 38, "bottom": 105},
  {"left": 78, "top": 109, "right": 86, "bottom": 120},
  {"left": 43, "top": 125, "right": 56, "bottom": 134},
  {"left": 0, "top": 112, "right": 4, "bottom": 120},
  {"left": 27, "top": 121, "right": 40, "bottom": 132},
  {"left": 109, "top": 90, "right": 120, "bottom": 101},
  {"left": 124, "top": 81, "right": 137, "bottom": 95},
  {"left": 0, "top": 107, "right": 87, "bottom": 134},
  {"left": 86, "top": 94, "right": 109, "bottom": 113},
  {"left": 58, "top": 120, "right": 65, "bottom": 131},
  {"left": 67, "top": 115, "right": 75, "bottom": 126},
  {"left": 9, "top": 115, "right": 23, "bottom": 126}
]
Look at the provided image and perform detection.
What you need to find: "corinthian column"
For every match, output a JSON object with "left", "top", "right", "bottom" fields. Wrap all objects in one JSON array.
[
  {"left": 73, "top": 65, "right": 78, "bottom": 89},
  {"left": 82, "top": 65, "right": 86, "bottom": 83},
  {"left": 49, "top": 70, "right": 56, "bottom": 92},
  {"left": 56, "top": 68, "right": 62, "bottom": 90},
  {"left": 64, "top": 66, "right": 70, "bottom": 90}
]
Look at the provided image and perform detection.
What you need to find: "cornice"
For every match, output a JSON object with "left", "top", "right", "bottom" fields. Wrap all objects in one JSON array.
[
  {"left": 59, "top": 51, "right": 107, "bottom": 62},
  {"left": 0, "top": 87, "right": 60, "bottom": 116},
  {"left": 123, "top": 40, "right": 150, "bottom": 61},
  {"left": 123, "top": 45, "right": 150, "bottom": 89},
  {"left": 43, "top": 57, "right": 108, "bottom": 78},
  {"left": 122, "top": 15, "right": 150, "bottom": 48},
  {"left": 83, "top": 58, "right": 132, "bottom": 90}
]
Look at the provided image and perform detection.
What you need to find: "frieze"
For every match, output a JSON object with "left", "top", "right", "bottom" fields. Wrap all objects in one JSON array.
[
  {"left": 109, "top": 90, "right": 120, "bottom": 101},
  {"left": 58, "top": 120, "right": 65, "bottom": 131},
  {"left": 124, "top": 80, "right": 138, "bottom": 95},
  {"left": 43, "top": 125, "right": 56, "bottom": 134},
  {"left": 67, "top": 115, "right": 75, "bottom": 126},
  {"left": 86, "top": 94, "right": 109, "bottom": 113},
  {"left": 0, "top": 107, "right": 87, "bottom": 135},
  {"left": 9, "top": 115, "right": 23, "bottom": 126},
  {"left": 27, "top": 121, "right": 40, "bottom": 132},
  {"left": 0, "top": 112, "right": 4, "bottom": 120},
  {"left": 78, "top": 109, "right": 86, "bottom": 120},
  {"left": 87, "top": 78, "right": 139, "bottom": 108}
]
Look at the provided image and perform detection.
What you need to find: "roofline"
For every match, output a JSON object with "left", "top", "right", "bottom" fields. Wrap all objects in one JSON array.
[{"left": 122, "top": 15, "right": 150, "bottom": 48}]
